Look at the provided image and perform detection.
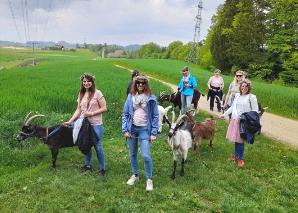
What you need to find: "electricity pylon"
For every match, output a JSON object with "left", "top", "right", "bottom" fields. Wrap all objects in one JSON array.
[{"left": 188, "top": 0, "right": 203, "bottom": 64}]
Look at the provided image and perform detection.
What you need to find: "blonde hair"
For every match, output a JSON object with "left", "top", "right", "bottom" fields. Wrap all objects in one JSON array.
[
  {"left": 214, "top": 69, "right": 221, "bottom": 74},
  {"left": 234, "top": 70, "right": 245, "bottom": 83}
]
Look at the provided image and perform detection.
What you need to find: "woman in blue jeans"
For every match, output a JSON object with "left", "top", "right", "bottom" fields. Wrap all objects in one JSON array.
[
  {"left": 122, "top": 75, "right": 159, "bottom": 191},
  {"left": 64, "top": 73, "right": 107, "bottom": 175}
]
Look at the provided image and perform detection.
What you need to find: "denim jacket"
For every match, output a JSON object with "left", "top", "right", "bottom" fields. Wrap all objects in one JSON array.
[
  {"left": 122, "top": 94, "right": 159, "bottom": 136},
  {"left": 178, "top": 75, "right": 198, "bottom": 96}
]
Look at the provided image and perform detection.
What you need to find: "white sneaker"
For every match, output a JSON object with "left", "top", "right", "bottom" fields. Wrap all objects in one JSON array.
[
  {"left": 126, "top": 175, "right": 139, "bottom": 186},
  {"left": 146, "top": 179, "right": 153, "bottom": 191}
]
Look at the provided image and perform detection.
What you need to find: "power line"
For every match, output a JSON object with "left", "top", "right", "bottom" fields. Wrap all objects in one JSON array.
[
  {"left": 24, "top": 0, "right": 31, "bottom": 41},
  {"left": 7, "top": 0, "right": 22, "bottom": 41},
  {"left": 21, "top": 0, "right": 28, "bottom": 41}
]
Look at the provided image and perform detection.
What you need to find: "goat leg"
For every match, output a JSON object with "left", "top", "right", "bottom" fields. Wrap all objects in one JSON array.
[
  {"left": 171, "top": 160, "right": 177, "bottom": 180},
  {"left": 180, "top": 159, "right": 185, "bottom": 176},
  {"left": 209, "top": 139, "right": 213, "bottom": 147},
  {"left": 51, "top": 148, "right": 59, "bottom": 168}
]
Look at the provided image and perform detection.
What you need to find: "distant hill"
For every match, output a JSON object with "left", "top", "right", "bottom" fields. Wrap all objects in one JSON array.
[
  {"left": 0, "top": 40, "right": 76, "bottom": 48},
  {"left": 124, "top": 44, "right": 141, "bottom": 51},
  {"left": 0, "top": 40, "right": 140, "bottom": 50}
]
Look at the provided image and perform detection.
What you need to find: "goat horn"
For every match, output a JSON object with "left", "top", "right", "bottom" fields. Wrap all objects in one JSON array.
[
  {"left": 25, "top": 114, "right": 45, "bottom": 126},
  {"left": 23, "top": 112, "right": 32, "bottom": 124},
  {"left": 171, "top": 110, "right": 176, "bottom": 123},
  {"left": 175, "top": 114, "right": 188, "bottom": 124},
  {"left": 164, "top": 106, "right": 172, "bottom": 116}
]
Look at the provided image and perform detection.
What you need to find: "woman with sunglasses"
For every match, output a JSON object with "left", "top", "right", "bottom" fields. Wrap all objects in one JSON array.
[
  {"left": 220, "top": 80, "right": 258, "bottom": 167},
  {"left": 122, "top": 75, "right": 159, "bottom": 191},
  {"left": 224, "top": 70, "right": 245, "bottom": 110},
  {"left": 178, "top": 66, "right": 198, "bottom": 113},
  {"left": 63, "top": 73, "right": 107, "bottom": 175}
]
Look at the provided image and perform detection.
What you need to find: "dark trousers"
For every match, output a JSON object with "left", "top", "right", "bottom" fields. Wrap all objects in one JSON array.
[
  {"left": 235, "top": 143, "right": 244, "bottom": 160},
  {"left": 208, "top": 87, "right": 223, "bottom": 110}
]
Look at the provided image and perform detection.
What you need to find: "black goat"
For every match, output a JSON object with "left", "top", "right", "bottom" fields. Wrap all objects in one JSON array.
[
  {"left": 16, "top": 112, "right": 74, "bottom": 168},
  {"left": 159, "top": 89, "right": 204, "bottom": 112}
]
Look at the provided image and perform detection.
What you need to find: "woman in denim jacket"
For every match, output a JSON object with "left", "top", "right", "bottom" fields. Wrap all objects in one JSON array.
[{"left": 122, "top": 75, "right": 159, "bottom": 191}]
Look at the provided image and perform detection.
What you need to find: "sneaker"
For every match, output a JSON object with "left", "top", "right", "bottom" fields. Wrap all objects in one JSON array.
[
  {"left": 126, "top": 175, "right": 139, "bottom": 186},
  {"left": 99, "top": 170, "right": 106, "bottom": 176},
  {"left": 237, "top": 160, "right": 245, "bottom": 167},
  {"left": 81, "top": 165, "right": 92, "bottom": 172},
  {"left": 229, "top": 155, "right": 237, "bottom": 161},
  {"left": 146, "top": 179, "right": 153, "bottom": 191}
]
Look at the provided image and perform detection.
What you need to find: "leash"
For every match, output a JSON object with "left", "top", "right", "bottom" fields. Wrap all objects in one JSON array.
[{"left": 45, "top": 126, "right": 61, "bottom": 141}]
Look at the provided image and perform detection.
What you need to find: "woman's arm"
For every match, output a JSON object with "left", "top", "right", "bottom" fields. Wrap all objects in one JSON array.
[{"left": 63, "top": 102, "right": 81, "bottom": 125}]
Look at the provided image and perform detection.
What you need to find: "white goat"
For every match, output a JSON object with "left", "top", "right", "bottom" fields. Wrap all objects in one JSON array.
[
  {"left": 168, "top": 111, "right": 192, "bottom": 179},
  {"left": 158, "top": 105, "right": 172, "bottom": 133}
]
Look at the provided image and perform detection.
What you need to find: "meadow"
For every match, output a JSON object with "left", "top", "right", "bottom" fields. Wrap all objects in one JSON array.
[
  {"left": 0, "top": 48, "right": 297, "bottom": 212},
  {"left": 112, "top": 59, "right": 298, "bottom": 120}
]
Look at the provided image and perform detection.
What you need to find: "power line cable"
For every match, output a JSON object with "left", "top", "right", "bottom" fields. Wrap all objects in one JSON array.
[
  {"left": 7, "top": 0, "right": 22, "bottom": 41},
  {"left": 24, "top": 0, "right": 31, "bottom": 41},
  {"left": 21, "top": 0, "right": 28, "bottom": 41}
]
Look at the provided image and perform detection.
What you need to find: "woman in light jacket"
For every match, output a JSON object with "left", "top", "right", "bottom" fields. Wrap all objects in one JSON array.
[
  {"left": 178, "top": 66, "right": 198, "bottom": 113},
  {"left": 220, "top": 80, "right": 258, "bottom": 167},
  {"left": 122, "top": 75, "right": 159, "bottom": 191}
]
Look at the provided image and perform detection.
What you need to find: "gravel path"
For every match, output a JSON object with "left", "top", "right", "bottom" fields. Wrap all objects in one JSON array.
[{"left": 115, "top": 64, "right": 298, "bottom": 150}]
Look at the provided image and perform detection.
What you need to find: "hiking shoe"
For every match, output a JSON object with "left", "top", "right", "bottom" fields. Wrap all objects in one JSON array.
[
  {"left": 146, "top": 179, "right": 153, "bottom": 191},
  {"left": 126, "top": 175, "right": 139, "bottom": 186},
  {"left": 81, "top": 165, "right": 92, "bottom": 172},
  {"left": 229, "top": 155, "right": 237, "bottom": 161},
  {"left": 99, "top": 170, "right": 106, "bottom": 177},
  {"left": 237, "top": 160, "right": 245, "bottom": 167}
]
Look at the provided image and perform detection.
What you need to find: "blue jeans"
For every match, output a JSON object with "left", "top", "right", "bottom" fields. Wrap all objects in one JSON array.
[
  {"left": 84, "top": 125, "right": 105, "bottom": 171},
  {"left": 181, "top": 94, "right": 193, "bottom": 113},
  {"left": 235, "top": 142, "right": 244, "bottom": 160},
  {"left": 127, "top": 125, "right": 152, "bottom": 180}
]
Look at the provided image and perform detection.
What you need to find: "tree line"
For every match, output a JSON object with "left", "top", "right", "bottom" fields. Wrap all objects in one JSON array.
[{"left": 126, "top": 0, "right": 297, "bottom": 87}]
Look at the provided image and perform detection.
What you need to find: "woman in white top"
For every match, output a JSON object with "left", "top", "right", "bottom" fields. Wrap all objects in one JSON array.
[
  {"left": 207, "top": 69, "right": 224, "bottom": 112},
  {"left": 220, "top": 79, "right": 258, "bottom": 167}
]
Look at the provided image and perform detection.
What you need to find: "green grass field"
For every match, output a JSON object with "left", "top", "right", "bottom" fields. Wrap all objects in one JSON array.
[
  {"left": 111, "top": 59, "right": 298, "bottom": 120},
  {"left": 0, "top": 48, "right": 297, "bottom": 212}
]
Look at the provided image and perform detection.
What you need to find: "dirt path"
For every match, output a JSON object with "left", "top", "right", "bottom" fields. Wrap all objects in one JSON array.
[{"left": 115, "top": 64, "right": 298, "bottom": 150}]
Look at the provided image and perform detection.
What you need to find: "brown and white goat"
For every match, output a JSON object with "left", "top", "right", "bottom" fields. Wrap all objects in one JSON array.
[
  {"left": 167, "top": 111, "right": 192, "bottom": 179},
  {"left": 184, "top": 111, "right": 216, "bottom": 156},
  {"left": 16, "top": 112, "right": 74, "bottom": 168}
]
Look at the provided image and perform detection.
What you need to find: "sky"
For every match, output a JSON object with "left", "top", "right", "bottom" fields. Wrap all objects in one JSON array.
[{"left": 0, "top": 0, "right": 224, "bottom": 46}]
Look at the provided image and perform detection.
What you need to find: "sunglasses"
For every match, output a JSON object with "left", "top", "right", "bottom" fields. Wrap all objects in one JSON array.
[
  {"left": 136, "top": 81, "right": 147, "bottom": 85},
  {"left": 236, "top": 75, "right": 243, "bottom": 77}
]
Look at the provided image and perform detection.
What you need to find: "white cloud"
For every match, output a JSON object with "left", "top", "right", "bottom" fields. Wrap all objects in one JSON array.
[{"left": 0, "top": 0, "right": 224, "bottom": 45}]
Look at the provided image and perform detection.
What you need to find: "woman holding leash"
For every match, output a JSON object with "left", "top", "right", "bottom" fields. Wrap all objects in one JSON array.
[
  {"left": 178, "top": 66, "right": 198, "bottom": 113},
  {"left": 207, "top": 69, "right": 224, "bottom": 112},
  {"left": 64, "top": 73, "right": 107, "bottom": 175},
  {"left": 220, "top": 79, "right": 258, "bottom": 167},
  {"left": 122, "top": 75, "right": 159, "bottom": 191}
]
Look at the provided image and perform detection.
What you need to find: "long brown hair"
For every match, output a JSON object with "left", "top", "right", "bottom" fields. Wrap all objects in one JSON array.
[
  {"left": 130, "top": 75, "right": 152, "bottom": 95},
  {"left": 79, "top": 73, "right": 96, "bottom": 102},
  {"left": 239, "top": 80, "right": 252, "bottom": 95}
]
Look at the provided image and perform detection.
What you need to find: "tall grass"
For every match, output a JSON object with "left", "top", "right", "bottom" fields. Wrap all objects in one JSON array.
[
  {"left": 111, "top": 59, "right": 298, "bottom": 119},
  {"left": 0, "top": 50, "right": 297, "bottom": 212}
]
